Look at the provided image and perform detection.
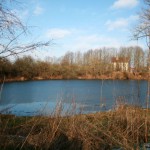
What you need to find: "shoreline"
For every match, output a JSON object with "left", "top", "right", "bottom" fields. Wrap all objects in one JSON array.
[
  {"left": 0, "top": 77, "right": 148, "bottom": 83},
  {"left": 0, "top": 74, "right": 149, "bottom": 83}
]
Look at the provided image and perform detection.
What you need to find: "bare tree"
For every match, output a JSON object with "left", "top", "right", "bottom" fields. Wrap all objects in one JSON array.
[
  {"left": 133, "top": 0, "right": 150, "bottom": 46},
  {"left": 0, "top": 0, "right": 50, "bottom": 59},
  {"left": 133, "top": 0, "right": 150, "bottom": 143}
]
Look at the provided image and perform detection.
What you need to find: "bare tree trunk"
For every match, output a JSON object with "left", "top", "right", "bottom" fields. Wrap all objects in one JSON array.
[
  {"left": 0, "top": 76, "right": 5, "bottom": 102},
  {"left": 145, "top": 34, "right": 150, "bottom": 143}
]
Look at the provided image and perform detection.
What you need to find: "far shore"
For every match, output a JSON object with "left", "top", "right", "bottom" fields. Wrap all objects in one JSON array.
[{"left": 0, "top": 72, "right": 149, "bottom": 83}]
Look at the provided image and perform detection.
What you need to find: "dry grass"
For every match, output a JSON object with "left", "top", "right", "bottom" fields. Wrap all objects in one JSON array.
[{"left": 0, "top": 105, "right": 150, "bottom": 150}]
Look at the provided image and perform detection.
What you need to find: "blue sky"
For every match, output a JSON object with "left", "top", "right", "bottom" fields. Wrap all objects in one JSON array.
[{"left": 14, "top": 0, "right": 144, "bottom": 58}]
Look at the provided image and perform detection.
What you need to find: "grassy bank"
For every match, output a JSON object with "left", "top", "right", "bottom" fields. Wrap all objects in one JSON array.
[
  {"left": 0, "top": 105, "right": 150, "bottom": 150},
  {"left": 0, "top": 71, "right": 149, "bottom": 83}
]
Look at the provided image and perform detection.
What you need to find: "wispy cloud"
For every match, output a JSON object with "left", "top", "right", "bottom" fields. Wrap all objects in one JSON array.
[
  {"left": 111, "top": 0, "right": 139, "bottom": 9},
  {"left": 46, "top": 28, "right": 72, "bottom": 39},
  {"left": 34, "top": 5, "right": 44, "bottom": 15},
  {"left": 106, "top": 15, "right": 138, "bottom": 31},
  {"left": 12, "top": 9, "right": 29, "bottom": 20},
  {"left": 63, "top": 34, "right": 121, "bottom": 52},
  {"left": 63, "top": 33, "right": 145, "bottom": 55},
  {"left": 106, "top": 18, "right": 128, "bottom": 31},
  {"left": 22, "top": 10, "right": 29, "bottom": 18}
]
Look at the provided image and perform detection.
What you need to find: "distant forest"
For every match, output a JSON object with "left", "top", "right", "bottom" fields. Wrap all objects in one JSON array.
[{"left": 0, "top": 46, "right": 149, "bottom": 80}]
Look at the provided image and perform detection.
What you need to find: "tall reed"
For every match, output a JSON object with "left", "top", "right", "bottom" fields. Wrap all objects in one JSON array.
[{"left": 0, "top": 103, "right": 149, "bottom": 150}]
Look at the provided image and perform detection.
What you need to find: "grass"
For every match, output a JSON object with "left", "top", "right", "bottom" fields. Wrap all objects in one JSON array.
[{"left": 0, "top": 105, "right": 150, "bottom": 150}]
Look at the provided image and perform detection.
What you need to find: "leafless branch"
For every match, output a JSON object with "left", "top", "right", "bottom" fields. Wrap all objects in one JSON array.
[{"left": 0, "top": 0, "right": 50, "bottom": 59}]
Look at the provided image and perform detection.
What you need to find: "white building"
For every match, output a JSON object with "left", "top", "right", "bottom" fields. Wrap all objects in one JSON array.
[{"left": 111, "top": 57, "right": 130, "bottom": 71}]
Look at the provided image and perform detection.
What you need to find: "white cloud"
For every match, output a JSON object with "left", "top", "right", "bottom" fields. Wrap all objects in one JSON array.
[
  {"left": 46, "top": 28, "right": 72, "bottom": 39},
  {"left": 111, "top": 0, "right": 138, "bottom": 9},
  {"left": 106, "top": 15, "right": 138, "bottom": 31},
  {"left": 61, "top": 34, "right": 145, "bottom": 57},
  {"left": 106, "top": 19, "right": 128, "bottom": 31},
  {"left": 29, "top": 27, "right": 146, "bottom": 58},
  {"left": 63, "top": 34, "right": 121, "bottom": 52},
  {"left": 34, "top": 6, "right": 44, "bottom": 15}
]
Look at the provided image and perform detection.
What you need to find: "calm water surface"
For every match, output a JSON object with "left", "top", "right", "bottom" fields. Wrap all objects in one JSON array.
[{"left": 0, "top": 80, "right": 149, "bottom": 116}]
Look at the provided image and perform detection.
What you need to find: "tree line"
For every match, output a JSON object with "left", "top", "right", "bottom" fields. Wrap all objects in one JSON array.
[
  {"left": 0, "top": 46, "right": 149, "bottom": 80},
  {"left": 0, "top": 0, "right": 149, "bottom": 81}
]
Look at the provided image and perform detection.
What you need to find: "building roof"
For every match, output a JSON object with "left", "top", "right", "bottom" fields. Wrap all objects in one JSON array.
[{"left": 111, "top": 57, "right": 129, "bottom": 63}]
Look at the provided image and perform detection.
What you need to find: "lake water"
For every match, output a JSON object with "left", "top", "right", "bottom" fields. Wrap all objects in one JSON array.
[{"left": 0, "top": 80, "right": 149, "bottom": 116}]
